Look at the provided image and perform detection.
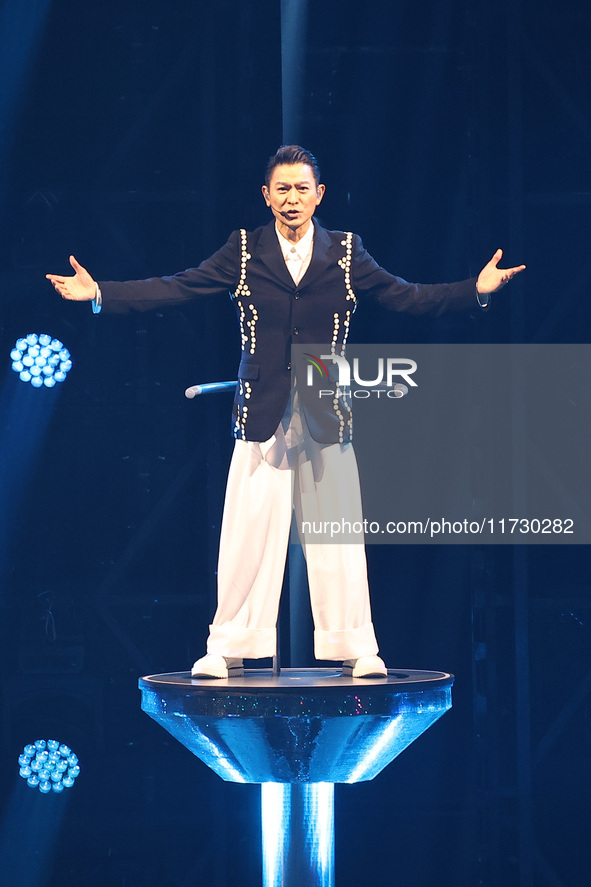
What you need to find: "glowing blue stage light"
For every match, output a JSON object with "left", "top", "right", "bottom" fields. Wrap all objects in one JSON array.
[
  {"left": 10, "top": 334, "right": 72, "bottom": 388},
  {"left": 18, "top": 740, "right": 80, "bottom": 794}
]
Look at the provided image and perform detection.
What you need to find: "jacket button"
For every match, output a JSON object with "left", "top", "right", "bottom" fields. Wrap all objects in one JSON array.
[
  {"left": 287, "top": 362, "right": 292, "bottom": 371},
  {"left": 293, "top": 327, "right": 299, "bottom": 335},
  {"left": 293, "top": 291, "right": 300, "bottom": 299}
]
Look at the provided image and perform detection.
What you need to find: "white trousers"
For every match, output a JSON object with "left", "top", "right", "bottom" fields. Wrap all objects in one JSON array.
[{"left": 206, "top": 403, "right": 380, "bottom": 661}]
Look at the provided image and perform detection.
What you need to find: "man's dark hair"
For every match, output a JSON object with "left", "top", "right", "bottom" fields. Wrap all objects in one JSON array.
[{"left": 265, "top": 145, "right": 321, "bottom": 187}]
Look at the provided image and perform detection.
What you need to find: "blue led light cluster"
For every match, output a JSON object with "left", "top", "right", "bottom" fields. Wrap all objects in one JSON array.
[
  {"left": 11, "top": 334, "right": 72, "bottom": 388},
  {"left": 18, "top": 740, "right": 80, "bottom": 794}
]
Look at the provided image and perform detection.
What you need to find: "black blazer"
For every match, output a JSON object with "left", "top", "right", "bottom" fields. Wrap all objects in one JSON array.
[{"left": 100, "top": 219, "right": 479, "bottom": 442}]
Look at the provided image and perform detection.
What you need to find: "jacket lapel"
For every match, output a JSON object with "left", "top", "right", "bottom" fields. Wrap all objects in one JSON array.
[
  {"left": 299, "top": 220, "right": 335, "bottom": 289},
  {"left": 256, "top": 219, "right": 336, "bottom": 290},
  {"left": 256, "top": 221, "right": 295, "bottom": 288}
]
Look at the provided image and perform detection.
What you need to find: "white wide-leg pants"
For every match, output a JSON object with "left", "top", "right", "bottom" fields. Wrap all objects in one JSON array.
[{"left": 206, "top": 404, "right": 380, "bottom": 661}]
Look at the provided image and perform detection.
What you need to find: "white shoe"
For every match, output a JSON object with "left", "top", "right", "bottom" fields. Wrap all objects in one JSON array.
[
  {"left": 190, "top": 654, "right": 244, "bottom": 679},
  {"left": 342, "top": 656, "right": 388, "bottom": 678}
]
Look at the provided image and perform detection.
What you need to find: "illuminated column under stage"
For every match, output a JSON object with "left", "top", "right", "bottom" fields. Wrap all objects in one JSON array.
[
  {"left": 262, "top": 782, "right": 334, "bottom": 887},
  {"left": 139, "top": 667, "right": 453, "bottom": 887}
]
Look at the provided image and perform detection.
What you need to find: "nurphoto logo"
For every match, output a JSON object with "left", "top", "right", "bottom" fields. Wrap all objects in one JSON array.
[{"left": 304, "top": 352, "right": 417, "bottom": 399}]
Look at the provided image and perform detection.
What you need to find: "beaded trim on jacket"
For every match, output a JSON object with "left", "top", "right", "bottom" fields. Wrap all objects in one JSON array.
[{"left": 234, "top": 229, "right": 257, "bottom": 355}]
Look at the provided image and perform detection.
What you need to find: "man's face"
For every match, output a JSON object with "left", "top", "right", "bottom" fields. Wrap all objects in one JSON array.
[{"left": 262, "top": 163, "right": 325, "bottom": 238}]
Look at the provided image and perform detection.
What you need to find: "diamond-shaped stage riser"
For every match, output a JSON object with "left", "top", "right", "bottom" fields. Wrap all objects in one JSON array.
[{"left": 139, "top": 670, "right": 453, "bottom": 784}]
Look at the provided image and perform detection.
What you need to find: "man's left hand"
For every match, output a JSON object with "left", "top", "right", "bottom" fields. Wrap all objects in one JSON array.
[{"left": 476, "top": 248, "right": 526, "bottom": 295}]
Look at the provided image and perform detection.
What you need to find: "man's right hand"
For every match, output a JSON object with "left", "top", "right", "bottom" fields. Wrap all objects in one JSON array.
[{"left": 46, "top": 255, "right": 96, "bottom": 301}]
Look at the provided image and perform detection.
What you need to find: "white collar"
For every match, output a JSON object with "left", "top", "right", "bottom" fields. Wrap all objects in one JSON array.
[{"left": 275, "top": 221, "right": 314, "bottom": 259}]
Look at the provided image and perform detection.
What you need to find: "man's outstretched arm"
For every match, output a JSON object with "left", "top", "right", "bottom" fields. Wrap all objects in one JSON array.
[{"left": 46, "top": 232, "right": 241, "bottom": 314}]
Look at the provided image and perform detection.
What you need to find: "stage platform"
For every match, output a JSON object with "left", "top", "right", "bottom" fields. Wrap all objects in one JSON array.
[{"left": 139, "top": 668, "right": 453, "bottom": 784}]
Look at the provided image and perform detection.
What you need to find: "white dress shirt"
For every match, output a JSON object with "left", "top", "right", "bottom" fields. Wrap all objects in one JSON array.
[{"left": 275, "top": 222, "right": 314, "bottom": 285}]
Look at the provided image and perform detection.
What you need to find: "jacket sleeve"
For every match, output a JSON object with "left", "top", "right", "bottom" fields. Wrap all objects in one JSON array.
[
  {"left": 350, "top": 234, "right": 482, "bottom": 316},
  {"left": 98, "top": 230, "right": 240, "bottom": 314}
]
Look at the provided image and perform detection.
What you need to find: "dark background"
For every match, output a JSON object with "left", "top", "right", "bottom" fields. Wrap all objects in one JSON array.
[{"left": 0, "top": 1, "right": 590, "bottom": 885}]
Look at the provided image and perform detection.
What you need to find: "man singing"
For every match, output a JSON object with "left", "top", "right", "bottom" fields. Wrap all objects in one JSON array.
[{"left": 47, "top": 145, "right": 525, "bottom": 678}]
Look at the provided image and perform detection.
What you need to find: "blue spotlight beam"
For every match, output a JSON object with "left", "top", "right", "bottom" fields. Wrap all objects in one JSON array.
[
  {"left": 0, "top": 0, "right": 52, "bottom": 121},
  {"left": 0, "top": 0, "right": 52, "bottom": 222},
  {"left": 0, "top": 335, "right": 72, "bottom": 585}
]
